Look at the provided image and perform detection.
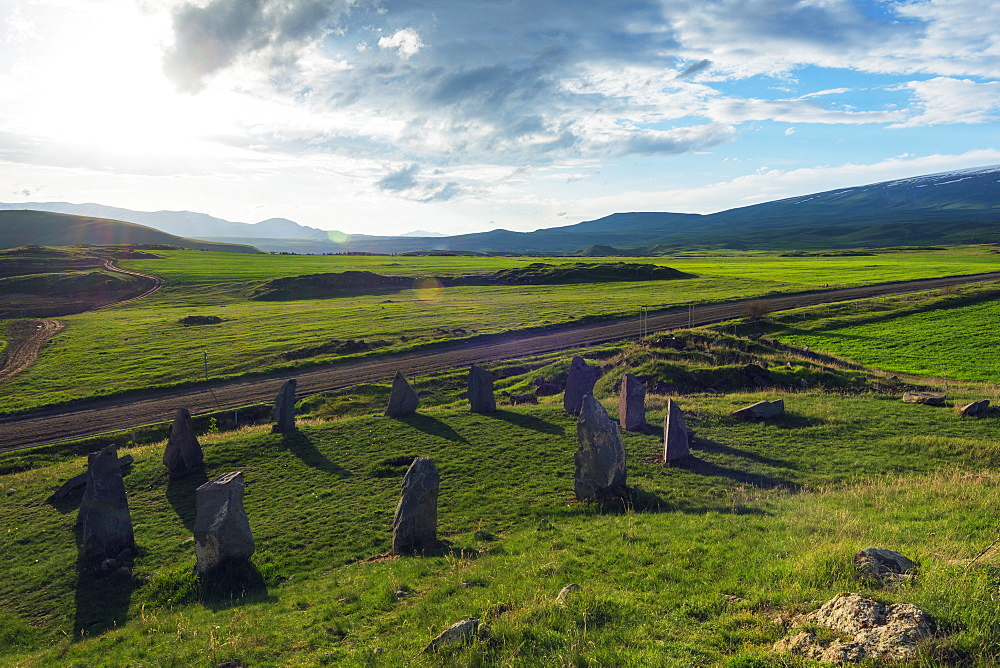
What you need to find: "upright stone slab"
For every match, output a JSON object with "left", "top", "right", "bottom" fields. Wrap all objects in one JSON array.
[
  {"left": 467, "top": 365, "right": 496, "bottom": 414},
  {"left": 272, "top": 379, "right": 297, "bottom": 433},
  {"left": 563, "top": 356, "right": 599, "bottom": 415},
  {"left": 163, "top": 407, "right": 204, "bottom": 473},
  {"left": 574, "top": 394, "right": 627, "bottom": 501},
  {"left": 392, "top": 457, "right": 440, "bottom": 554},
  {"left": 663, "top": 398, "right": 691, "bottom": 462},
  {"left": 194, "top": 471, "right": 255, "bottom": 573},
  {"left": 78, "top": 445, "right": 135, "bottom": 567},
  {"left": 618, "top": 373, "right": 647, "bottom": 432},
  {"left": 385, "top": 371, "right": 420, "bottom": 417}
]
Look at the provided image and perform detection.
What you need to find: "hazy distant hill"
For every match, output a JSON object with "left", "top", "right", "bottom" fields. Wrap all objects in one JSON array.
[{"left": 0, "top": 210, "right": 262, "bottom": 253}]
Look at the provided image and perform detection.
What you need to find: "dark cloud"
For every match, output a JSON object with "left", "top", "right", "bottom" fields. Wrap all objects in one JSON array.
[
  {"left": 678, "top": 59, "right": 712, "bottom": 79},
  {"left": 375, "top": 163, "right": 463, "bottom": 202},
  {"left": 376, "top": 163, "right": 420, "bottom": 191}
]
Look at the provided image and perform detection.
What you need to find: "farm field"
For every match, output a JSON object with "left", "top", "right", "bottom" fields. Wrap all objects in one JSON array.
[{"left": 2, "top": 246, "right": 1000, "bottom": 416}]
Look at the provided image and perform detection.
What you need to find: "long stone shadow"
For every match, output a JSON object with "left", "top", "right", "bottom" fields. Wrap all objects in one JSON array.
[
  {"left": 281, "top": 431, "right": 351, "bottom": 475},
  {"left": 490, "top": 409, "right": 565, "bottom": 436},
  {"left": 694, "top": 437, "right": 798, "bottom": 468},
  {"left": 199, "top": 560, "right": 275, "bottom": 612},
  {"left": 675, "top": 455, "right": 800, "bottom": 491},
  {"left": 72, "top": 535, "right": 133, "bottom": 639},
  {"left": 395, "top": 413, "right": 468, "bottom": 443},
  {"left": 166, "top": 468, "right": 209, "bottom": 532}
]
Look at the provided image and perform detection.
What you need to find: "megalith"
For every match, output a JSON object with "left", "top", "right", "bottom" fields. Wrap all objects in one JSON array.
[
  {"left": 392, "top": 457, "right": 440, "bottom": 554},
  {"left": 574, "top": 394, "right": 627, "bottom": 501},
  {"left": 194, "top": 471, "right": 255, "bottom": 573},
  {"left": 272, "top": 379, "right": 297, "bottom": 433},
  {"left": 732, "top": 399, "right": 785, "bottom": 420},
  {"left": 384, "top": 370, "right": 420, "bottom": 417},
  {"left": 618, "top": 373, "right": 647, "bottom": 432},
  {"left": 563, "top": 356, "right": 599, "bottom": 415},
  {"left": 958, "top": 399, "right": 990, "bottom": 416},
  {"left": 163, "top": 407, "right": 204, "bottom": 473},
  {"left": 468, "top": 365, "right": 496, "bottom": 414},
  {"left": 663, "top": 399, "right": 692, "bottom": 462},
  {"left": 77, "top": 445, "right": 135, "bottom": 568}
]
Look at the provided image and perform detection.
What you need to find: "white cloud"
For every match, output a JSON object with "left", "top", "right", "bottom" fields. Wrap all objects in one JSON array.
[
  {"left": 891, "top": 77, "right": 1000, "bottom": 128},
  {"left": 377, "top": 27, "right": 423, "bottom": 59}
]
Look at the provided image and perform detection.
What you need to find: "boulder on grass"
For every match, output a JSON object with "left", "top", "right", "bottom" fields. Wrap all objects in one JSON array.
[
  {"left": 468, "top": 365, "right": 496, "bottom": 414},
  {"left": 392, "top": 457, "right": 440, "bottom": 554},
  {"left": 854, "top": 547, "right": 917, "bottom": 586},
  {"left": 163, "top": 408, "right": 204, "bottom": 473},
  {"left": 563, "top": 356, "right": 600, "bottom": 415},
  {"left": 618, "top": 373, "right": 648, "bottom": 432},
  {"left": 272, "top": 379, "right": 297, "bottom": 433},
  {"left": 194, "top": 471, "right": 255, "bottom": 573},
  {"left": 78, "top": 445, "right": 135, "bottom": 568},
  {"left": 574, "top": 394, "right": 627, "bottom": 501},
  {"left": 384, "top": 371, "right": 420, "bottom": 417},
  {"left": 902, "top": 391, "right": 946, "bottom": 406},
  {"left": 732, "top": 399, "right": 784, "bottom": 420},
  {"left": 957, "top": 399, "right": 990, "bottom": 416}
]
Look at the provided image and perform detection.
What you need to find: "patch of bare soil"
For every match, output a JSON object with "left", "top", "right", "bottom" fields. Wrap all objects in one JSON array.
[{"left": 0, "top": 319, "right": 65, "bottom": 384}]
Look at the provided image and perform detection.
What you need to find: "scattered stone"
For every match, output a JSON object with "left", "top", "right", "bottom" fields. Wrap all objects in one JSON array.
[
  {"left": 467, "top": 365, "right": 496, "bottom": 414},
  {"left": 902, "top": 391, "right": 946, "bottom": 406},
  {"left": 271, "top": 379, "right": 297, "bottom": 433},
  {"left": 663, "top": 398, "right": 692, "bottom": 462},
  {"left": 556, "top": 583, "right": 582, "bottom": 603},
  {"left": 179, "top": 315, "right": 223, "bottom": 326},
  {"left": 532, "top": 378, "right": 562, "bottom": 396},
  {"left": 618, "top": 373, "right": 648, "bottom": 432},
  {"left": 50, "top": 455, "right": 133, "bottom": 502},
  {"left": 854, "top": 547, "right": 917, "bottom": 586},
  {"left": 163, "top": 408, "right": 204, "bottom": 474},
  {"left": 500, "top": 391, "right": 538, "bottom": 406},
  {"left": 77, "top": 445, "right": 135, "bottom": 568},
  {"left": 574, "top": 394, "right": 627, "bottom": 501},
  {"left": 732, "top": 399, "right": 785, "bottom": 420},
  {"left": 392, "top": 457, "right": 440, "bottom": 554},
  {"left": 773, "top": 592, "right": 932, "bottom": 663},
  {"left": 194, "top": 471, "right": 255, "bottom": 573},
  {"left": 384, "top": 371, "right": 420, "bottom": 417},
  {"left": 957, "top": 399, "right": 990, "bottom": 416},
  {"left": 563, "top": 356, "right": 600, "bottom": 415},
  {"left": 422, "top": 617, "right": 480, "bottom": 654}
]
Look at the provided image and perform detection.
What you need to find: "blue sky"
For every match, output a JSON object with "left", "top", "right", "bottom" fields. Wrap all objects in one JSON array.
[{"left": 0, "top": 0, "right": 998, "bottom": 235}]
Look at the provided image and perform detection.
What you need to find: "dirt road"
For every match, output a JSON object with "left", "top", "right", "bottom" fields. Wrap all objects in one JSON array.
[
  {"left": 0, "top": 319, "right": 65, "bottom": 384},
  {"left": 3, "top": 270, "right": 1000, "bottom": 451}
]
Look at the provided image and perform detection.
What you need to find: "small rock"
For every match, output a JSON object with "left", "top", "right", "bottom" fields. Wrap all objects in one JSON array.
[
  {"left": 556, "top": 583, "right": 581, "bottom": 602},
  {"left": 422, "top": 617, "right": 479, "bottom": 654},
  {"left": 854, "top": 547, "right": 917, "bottom": 586}
]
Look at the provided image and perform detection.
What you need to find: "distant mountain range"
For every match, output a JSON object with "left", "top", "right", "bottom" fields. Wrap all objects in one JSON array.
[{"left": 3, "top": 165, "right": 999, "bottom": 253}]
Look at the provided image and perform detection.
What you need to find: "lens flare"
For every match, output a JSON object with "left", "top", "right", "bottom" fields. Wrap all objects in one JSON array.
[{"left": 416, "top": 277, "right": 445, "bottom": 302}]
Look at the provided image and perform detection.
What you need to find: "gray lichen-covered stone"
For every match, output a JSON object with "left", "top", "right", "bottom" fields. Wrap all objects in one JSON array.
[
  {"left": 272, "top": 379, "right": 297, "bottom": 433},
  {"left": 422, "top": 617, "right": 479, "bottom": 654},
  {"left": 574, "top": 394, "right": 627, "bottom": 501},
  {"left": 392, "top": 457, "right": 440, "bottom": 554},
  {"left": 957, "top": 399, "right": 990, "bottom": 416},
  {"left": 854, "top": 547, "right": 917, "bottom": 586},
  {"left": 732, "top": 399, "right": 785, "bottom": 420},
  {"left": 468, "top": 365, "right": 496, "bottom": 414},
  {"left": 902, "top": 391, "right": 946, "bottom": 406},
  {"left": 77, "top": 445, "right": 135, "bottom": 567},
  {"left": 163, "top": 407, "right": 204, "bottom": 473},
  {"left": 663, "top": 398, "right": 692, "bottom": 462},
  {"left": 563, "top": 356, "right": 600, "bottom": 415},
  {"left": 618, "top": 373, "right": 647, "bottom": 432},
  {"left": 194, "top": 471, "right": 255, "bottom": 573},
  {"left": 384, "top": 370, "right": 420, "bottom": 417}
]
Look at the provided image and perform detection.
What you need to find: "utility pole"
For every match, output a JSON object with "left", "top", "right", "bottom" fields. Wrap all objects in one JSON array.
[{"left": 203, "top": 350, "right": 209, "bottom": 381}]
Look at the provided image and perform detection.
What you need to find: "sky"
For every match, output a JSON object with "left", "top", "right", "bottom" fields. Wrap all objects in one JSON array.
[{"left": 1, "top": 0, "right": 999, "bottom": 236}]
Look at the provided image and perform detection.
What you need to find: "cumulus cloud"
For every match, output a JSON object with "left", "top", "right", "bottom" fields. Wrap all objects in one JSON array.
[
  {"left": 891, "top": 77, "right": 1000, "bottom": 127},
  {"left": 377, "top": 28, "right": 423, "bottom": 59},
  {"left": 376, "top": 163, "right": 462, "bottom": 202}
]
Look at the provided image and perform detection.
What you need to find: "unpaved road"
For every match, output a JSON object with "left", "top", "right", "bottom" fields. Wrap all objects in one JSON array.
[{"left": 3, "top": 271, "right": 1000, "bottom": 451}]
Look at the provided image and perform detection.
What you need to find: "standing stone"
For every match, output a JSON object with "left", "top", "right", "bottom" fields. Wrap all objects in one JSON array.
[
  {"left": 468, "top": 365, "right": 496, "bottom": 414},
  {"left": 384, "top": 370, "right": 420, "bottom": 417},
  {"left": 194, "top": 471, "right": 255, "bottom": 573},
  {"left": 618, "top": 373, "right": 647, "bottom": 432},
  {"left": 663, "top": 399, "right": 692, "bottom": 462},
  {"left": 163, "top": 408, "right": 204, "bottom": 473},
  {"left": 392, "top": 457, "right": 440, "bottom": 554},
  {"left": 563, "top": 356, "right": 599, "bottom": 415},
  {"left": 272, "top": 379, "right": 297, "bottom": 433},
  {"left": 78, "top": 445, "right": 135, "bottom": 568},
  {"left": 574, "top": 394, "right": 627, "bottom": 501}
]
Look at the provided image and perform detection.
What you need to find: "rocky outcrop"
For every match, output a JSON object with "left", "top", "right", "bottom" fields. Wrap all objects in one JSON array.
[
  {"left": 163, "top": 407, "right": 204, "bottom": 473},
  {"left": 384, "top": 370, "right": 420, "bottom": 417},
  {"left": 194, "top": 471, "right": 255, "bottom": 573},
  {"left": 563, "top": 356, "right": 600, "bottom": 415},
  {"left": 77, "top": 445, "right": 135, "bottom": 568},
  {"left": 732, "top": 399, "right": 784, "bottom": 420},
  {"left": 618, "top": 373, "right": 647, "bottom": 432},
  {"left": 663, "top": 399, "right": 692, "bottom": 462},
  {"left": 392, "top": 457, "right": 440, "bottom": 554},
  {"left": 468, "top": 365, "right": 496, "bottom": 414},
  {"left": 854, "top": 547, "right": 917, "bottom": 586},
  {"left": 574, "top": 394, "right": 627, "bottom": 501},
  {"left": 272, "top": 379, "right": 297, "bottom": 433}
]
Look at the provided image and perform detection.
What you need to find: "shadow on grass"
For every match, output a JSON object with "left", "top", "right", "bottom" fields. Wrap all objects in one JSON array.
[
  {"left": 73, "top": 567, "right": 132, "bottom": 639},
  {"left": 166, "top": 468, "right": 209, "bottom": 532},
  {"left": 281, "top": 431, "right": 351, "bottom": 475},
  {"left": 199, "top": 560, "right": 276, "bottom": 612},
  {"left": 491, "top": 409, "right": 565, "bottom": 435},
  {"left": 395, "top": 413, "right": 469, "bottom": 443},
  {"left": 695, "top": 438, "right": 797, "bottom": 468},
  {"left": 676, "top": 455, "right": 800, "bottom": 491}
]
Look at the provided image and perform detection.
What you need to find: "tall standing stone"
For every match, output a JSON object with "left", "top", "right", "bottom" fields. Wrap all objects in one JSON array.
[
  {"left": 563, "top": 356, "right": 599, "bottom": 415},
  {"left": 392, "top": 457, "right": 440, "bottom": 554},
  {"left": 618, "top": 373, "right": 647, "bottom": 432},
  {"left": 384, "top": 371, "right": 420, "bottom": 417},
  {"left": 163, "top": 407, "right": 204, "bottom": 473},
  {"left": 78, "top": 445, "right": 135, "bottom": 567},
  {"left": 574, "top": 394, "right": 627, "bottom": 501},
  {"left": 468, "top": 365, "right": 496, "bottom": 414},
  {"left": 194, "top": 471, "right": 255, "bottom": 573},
  {"left": 663, "top": 399, "right": 691, "bottom": 462},
  {"left": 272, "top": 379, "right": 297, "bottom": 433}
]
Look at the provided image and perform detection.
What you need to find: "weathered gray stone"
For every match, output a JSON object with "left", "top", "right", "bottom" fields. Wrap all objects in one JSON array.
[
  {"left": 854, "top": 547, "right": 917, "bottom": 586},
  {"left": 563, "top": 356, "right": 600, "bottom": 415},
  {"left": 272, "top": 379, "right": 297, "bottom": 433},
  {"left": 773, "top": 592, "right": 932, "bottom": 663},
  {"left": 574, "top": 394, "right": 627, "bottom": 501},
  {"left": 78, "top": 445, "right": 135, "bottom": 567},
  {"left": 422, "top": 617, "right": 479, "bottom": 653},
  {"left": 902, "top": 391, "right": 946, "bottom": 406},
  {"left": 958, "top": 399, "right": 990, "bottom": 416},
  {"left": 732, "top": 399, "right": 785, "bottom": 420},
  {"left": 618, "top": 373, "right": 647, "bottom": 432},
  {"left": 194, "top": 471, "right": 255, "bottom": 573},
  {"left": 392, "top": 457, "right": 440, "bottom": 554},
  {"left": 163, "top": 408, "right": 204, "bottom": 473},
  {"left": 384, "top": 370, "right": 420, "bottom": 417},
  {"left": 50, "top": 455, "right": 133, "bottom": 502},
  {"left": 663, "top": 399, "right": 692, "bottom": 462},
  {"left": 468, "top": 365, "right": 496, "bottom": 414}
]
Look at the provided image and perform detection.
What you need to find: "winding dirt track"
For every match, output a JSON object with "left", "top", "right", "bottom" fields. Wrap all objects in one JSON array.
[{"left": 3, "top": 271, "right": 1000, "bottom": 451}]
